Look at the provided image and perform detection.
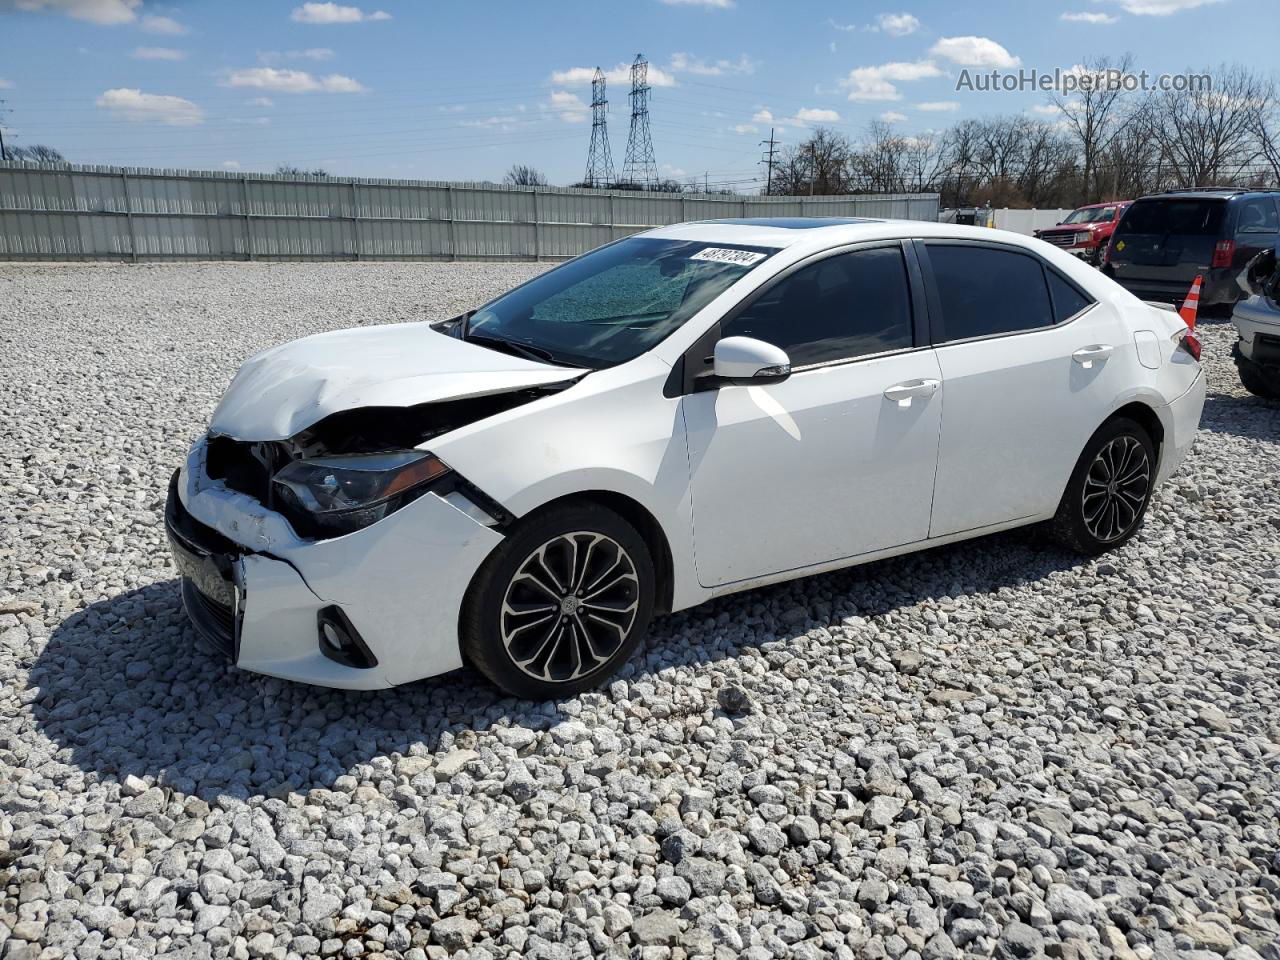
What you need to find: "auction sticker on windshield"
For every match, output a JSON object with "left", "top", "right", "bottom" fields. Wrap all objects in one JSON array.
[{"left": 690, "top": 247, "right": 768, "bottom": 266}]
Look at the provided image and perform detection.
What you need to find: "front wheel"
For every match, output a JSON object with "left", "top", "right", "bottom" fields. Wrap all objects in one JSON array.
[
  {"left": 461, "top": 503, "right": 655, "bottom": 699},
  {"left": 1050, "top": 418, "right": 1156, "bottom": 556}
]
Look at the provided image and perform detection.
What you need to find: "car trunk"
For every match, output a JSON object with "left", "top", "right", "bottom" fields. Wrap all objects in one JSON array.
[{"left": 1108, "top": 197, "right": 1226, "bottom": 285}]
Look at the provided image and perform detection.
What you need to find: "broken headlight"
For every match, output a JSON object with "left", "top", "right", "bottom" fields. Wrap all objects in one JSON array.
[{"left": 272, "top": 450, "right": 450, "bottom": 537}]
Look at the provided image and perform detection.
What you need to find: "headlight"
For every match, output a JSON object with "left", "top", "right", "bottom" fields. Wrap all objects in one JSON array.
[
  {"left": 1075, "top": 231, "right": 1092, "bottom": 245},
  {"left": 272, "top": 450, "right": 450, "bottom": 537}
]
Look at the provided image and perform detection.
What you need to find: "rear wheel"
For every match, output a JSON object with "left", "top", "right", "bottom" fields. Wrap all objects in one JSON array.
[
  {"left": 1050, "top": 418, "right": 1156, "bottom": 555},
  {"left": 461, "top": 503, "right": 655, "bottom": 699}
]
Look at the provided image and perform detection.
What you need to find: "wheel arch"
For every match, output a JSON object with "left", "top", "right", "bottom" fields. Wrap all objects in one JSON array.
[
  {"left": 1106, "top": 400, "right": 1165, "bottom": 454},
  {"left": 509, "top": 490, "right": 676, "bottom": 615}
]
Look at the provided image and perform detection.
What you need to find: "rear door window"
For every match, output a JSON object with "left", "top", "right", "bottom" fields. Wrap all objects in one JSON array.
[
  {"left": 924, "top": 243, "right": 1055, "bottom": 342},
  {"left": 1116, "top": 199, "right": 1225, "bottom": 237}
]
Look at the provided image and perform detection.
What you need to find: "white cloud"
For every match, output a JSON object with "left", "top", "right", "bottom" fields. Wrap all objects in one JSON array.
[
  {"left": 879, "top": 110, "right": 908, "bottom": 123},
  {"left": 873, "top": 12, "right": 920, "bottom": 36},
  {"left": 917, "top": 100, "right": 959, "bottom": 112},
  {"left": 259, "top": 48, "right": 335, "bottom": 63},
  {"left": 658, "top": 0, "right": 733, "bottom": 7},
  {"left": 730, "top": 123, "right": 758, "bottom": 134},
  {"left": 248, "top": 97, "right": 274, "bottom": 107},
  {"left": 547, "top": 90, "right": 588, "bottom": 123},
  {"left": 751, "top": 106, "right": 841, "bottom": 129},
  {"left": 929, "top": 36, "right": 1020, "bottom": 68},
  {"left": 96, "top": 87, "right": 203, "bottom": 125},
  {"left": 290, "top": 2, "right": 391, "bottom": 23},
  {"left": 794, "top": 107, "right": 840, "bottom": 124},
  {"left": 222, "top": 160, "right": 240, "bottom": 169},
  {"left": 668, "top": 52, "right": 757, "bottom": 76},
  {"left": 140, "top": 14, "right": 187, "bottom": 34},
  {"left": 459, "top": 114, "right": 521, "bottom": 130},
  {"left": 1115, "top": 0, "right": 1221, "bottom": 13},
  {"left": 224, "top": 67, "right": 367, "bottom": 93},
  {"left": 131, "top": 46, "right": 185, "bottom": 60},
  {"left": 841, "top": 60, "right": 942, "bottom": 101},
  {"left": 661, "top": 164, "right": 688, "bottom": 179},
  {"left": 1031, "top": 102, "right": 1071, "bottom": 115},
  {"left": 1060, "top": 10, "right": 1119, "bottom": 22},
  {"left": 550, "top": 62, "right": 677, "bottom": 88},
  {"left": 12, "top": 0, "right": 138, "bottom": 24}
]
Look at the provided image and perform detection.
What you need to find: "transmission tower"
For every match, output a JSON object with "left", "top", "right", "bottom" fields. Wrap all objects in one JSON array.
[
  {"left": 583, "top": 68, "right": 615, "bottom": 188},
  {"left": 621, "top": 54, "right": 658, "bottom": 188}
]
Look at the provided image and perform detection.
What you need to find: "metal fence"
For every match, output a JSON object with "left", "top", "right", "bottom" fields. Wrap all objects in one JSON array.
[{"left": 0, "top": 162, "right": 940, "bottom": 262}]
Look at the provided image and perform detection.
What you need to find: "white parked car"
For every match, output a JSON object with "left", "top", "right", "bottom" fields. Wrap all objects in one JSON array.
[
  {"left": 167, "top": 218, "right": 1206, "bottom": 698},
  {"left": 1231, "top": 247, "right": 1280, "bottom": 398}
]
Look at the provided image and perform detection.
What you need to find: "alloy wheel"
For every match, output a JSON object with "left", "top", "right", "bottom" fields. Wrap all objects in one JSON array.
[
  {"left": 1081, "top": 435, "right": 1151, "bottom": 543},
  {"left": 499, "top": 531, "right": 640, "bottom": 683}
]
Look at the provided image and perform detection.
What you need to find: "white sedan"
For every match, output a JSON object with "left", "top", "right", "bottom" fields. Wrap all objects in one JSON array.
[{"left": 167, "top": 218, "right": 1206, "bottom": 698}]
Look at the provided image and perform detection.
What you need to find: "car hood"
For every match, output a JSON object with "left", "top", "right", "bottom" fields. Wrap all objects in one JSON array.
[{"left": 209, "top": 321, "right": 579, "bottom": 441}]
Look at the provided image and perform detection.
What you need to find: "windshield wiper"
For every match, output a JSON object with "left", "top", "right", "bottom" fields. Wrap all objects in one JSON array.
[{"left": 463, "top": 331, "right": 571, "bottom": 366}]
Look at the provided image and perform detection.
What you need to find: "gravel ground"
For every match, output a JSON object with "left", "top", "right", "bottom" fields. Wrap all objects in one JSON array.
[{"left": 1, "top": 261, "right": 1278, "bottom": 960}]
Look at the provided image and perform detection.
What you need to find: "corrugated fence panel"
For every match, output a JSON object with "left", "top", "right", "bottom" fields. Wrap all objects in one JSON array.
[{"left": 0, "top": 161, "right": 939, "bottom": 261}]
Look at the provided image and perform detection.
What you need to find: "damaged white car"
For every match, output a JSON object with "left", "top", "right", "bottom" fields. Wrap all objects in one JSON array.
[{"left": 168, "top": 218, "right": 1206, "bottom": 698}]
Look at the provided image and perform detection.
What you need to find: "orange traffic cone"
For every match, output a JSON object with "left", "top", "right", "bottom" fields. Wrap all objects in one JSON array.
[{"left": 1178, "top": 275, "right": 1201, "bottom": 329}]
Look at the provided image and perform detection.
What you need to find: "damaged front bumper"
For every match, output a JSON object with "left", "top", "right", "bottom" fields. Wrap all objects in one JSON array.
[{"left": 166, "top": 437, "right": 505, "bottom": 689}]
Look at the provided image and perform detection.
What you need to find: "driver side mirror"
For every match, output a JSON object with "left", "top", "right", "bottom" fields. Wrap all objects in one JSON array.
[{"left": 713, "top": 336, "right": 791, "bottom": 385}]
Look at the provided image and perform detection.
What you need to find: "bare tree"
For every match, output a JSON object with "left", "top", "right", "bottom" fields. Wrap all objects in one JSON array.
[
  {"left": 275, "top": 164, "right": 330, "bottom": 177},
  {"left": 10, "top": 144, "right": 65, "bottom": 163},
  {"left": 1048, "top": 53, "right": 1138, "bottom": 204},
  {"left": 774, "top": 128, "right": 853, "bottom": 196},
  {"left": 503, "top": 164, "right": 548, "bottom": 187},
  {"left": 1252, "top": 96, "right": 1280, "bottom": 185},
  {"left": 1146, "top": 65, "right": 1270, "bottom": 187}
]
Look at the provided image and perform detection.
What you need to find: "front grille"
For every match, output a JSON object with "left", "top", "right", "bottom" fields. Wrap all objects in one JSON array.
[
  {"left": 1040, "top": 232, "right": 1076, "bottom": 248},
  {"left": 205, "top": 435, "right": 289, "bottom": 504}
]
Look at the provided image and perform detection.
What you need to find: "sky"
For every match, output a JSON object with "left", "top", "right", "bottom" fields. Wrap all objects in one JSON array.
[{"left": 0, "top": 0, "right": 1272, "bottom": 191}]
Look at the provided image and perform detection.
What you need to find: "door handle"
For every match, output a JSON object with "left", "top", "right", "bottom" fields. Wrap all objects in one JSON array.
[
  {"left": 883, "top": 378, "right": 940, "bottom": 405},
  {"left": 1072, "top": 344, "right": 1113, "bottom": 367}
]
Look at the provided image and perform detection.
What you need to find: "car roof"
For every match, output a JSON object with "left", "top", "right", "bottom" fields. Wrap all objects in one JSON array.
[
  {"left": 1142, "top": 188, "right": 1279, "bottom": 201},
  {"left": 642, "top": 217, "right": 1039, "bottom": 251}
]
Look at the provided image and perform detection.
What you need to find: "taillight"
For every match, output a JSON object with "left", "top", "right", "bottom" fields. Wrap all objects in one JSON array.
[
  {"left": 1211, "top": 239, "right": 1234, "bottom": 268},
  {"left": 1175, "top": 329, "right": 1202, "bottom": 361}
]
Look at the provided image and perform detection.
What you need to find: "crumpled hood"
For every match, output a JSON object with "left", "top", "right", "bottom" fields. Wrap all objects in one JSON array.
[{"left": 209, "top": 321, "right": 578, "bottom": 441}]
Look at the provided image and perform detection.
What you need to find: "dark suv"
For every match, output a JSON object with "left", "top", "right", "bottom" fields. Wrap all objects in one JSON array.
[{"left": 1103, "top": 188, "right": 1280, "bottom": 315}]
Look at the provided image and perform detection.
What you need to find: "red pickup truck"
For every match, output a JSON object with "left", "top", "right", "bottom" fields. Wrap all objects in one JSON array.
[{"left": 1033, "top": 201, "right": 1132, "bottom": 265}]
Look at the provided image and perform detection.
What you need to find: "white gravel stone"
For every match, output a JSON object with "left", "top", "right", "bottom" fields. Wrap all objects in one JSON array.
[{"left": 1, "top": 262, "right": 1278, "bottom": 960}]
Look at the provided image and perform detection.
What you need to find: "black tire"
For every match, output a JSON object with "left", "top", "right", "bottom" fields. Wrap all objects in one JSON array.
[
  {"left": 461, "top": 502, "right": 655, "bottom": 699},
  {"left": 1050, "top": 417, "right": 1156, "bottom": 556},
  {"left": 1235, "top": 354, "right": 1280, "bottom": 399}
]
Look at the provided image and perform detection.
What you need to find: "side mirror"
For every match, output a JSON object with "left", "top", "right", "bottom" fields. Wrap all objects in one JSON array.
[{"left": 713, "top": 336, "right": 791, "bottom": 385}]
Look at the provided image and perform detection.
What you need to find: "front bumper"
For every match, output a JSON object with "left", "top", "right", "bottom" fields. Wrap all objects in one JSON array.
[
  {"left": 167, "top": 438, "right": 505, "bottom": 689},
  {"left": 1231, "top": 297, "right": 1280, "bottom": 365}
]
